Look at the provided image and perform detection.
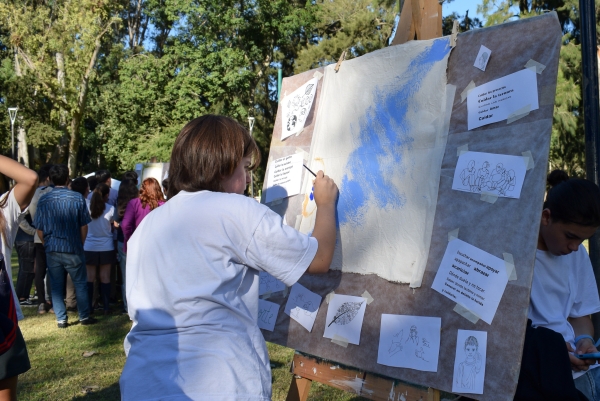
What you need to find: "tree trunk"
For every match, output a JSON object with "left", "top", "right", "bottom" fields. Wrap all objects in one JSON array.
[
  {"left": 13, "top": 48, "right": 29, "bottom": 167},
  {"left": 52, "top": 52, "right": 69, "bottom": 164},
  {"left": 68, "top": 113, "right": 82, "bottom": 174}
]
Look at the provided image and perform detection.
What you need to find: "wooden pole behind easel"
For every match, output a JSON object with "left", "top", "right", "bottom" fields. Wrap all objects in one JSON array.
[{"left": 391, "top": 0, "right": 442, "bottom": 46}]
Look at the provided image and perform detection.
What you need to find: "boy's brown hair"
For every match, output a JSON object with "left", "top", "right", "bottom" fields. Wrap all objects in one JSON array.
[{"left": 167, "top": 115, "right": 260, "bottom": 199}]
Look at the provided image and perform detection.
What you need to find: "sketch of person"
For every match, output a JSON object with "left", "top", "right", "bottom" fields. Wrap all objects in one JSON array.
[
  {"left": 454, "top": 336, "right": 482, "bottom": 390},
  {"left": 478, "top": 52, "right": 489, "bottom": 70},
  {"left": 415, "top": 347, "right": 429, "bottom": 362},
  {"left": 405, "top": 325, "right": 419, "bottom": 345},
  {"left": 489, "top": 163, "right": 505, "bottom": 190},
  {"left": 460, "top": 161, "right": 477, "bottom": 191},
  {"left": 476, "top": 161, "right": 490, "bottom": 191},
  {"left": 286, "top": 115, "right": 297, "bottom": 131},
  {"left": 499, "top": 169, "right": 516, "bottom": 196},
  {"left": 302, "top": 301, "right": 314, "bottom": 316},
  {"left": 422, "top": 337, "right": 430, "bottom": 348},
  {"left": 388, "top": 329, "right": 403, "bottom": 357}
]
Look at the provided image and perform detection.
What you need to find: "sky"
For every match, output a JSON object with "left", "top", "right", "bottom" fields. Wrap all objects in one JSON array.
[{"left": 442, "top": 0, "right": 485, "bottom": 20}]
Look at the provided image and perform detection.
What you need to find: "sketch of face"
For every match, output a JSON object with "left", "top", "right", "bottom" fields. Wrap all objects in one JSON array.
[
  {"left": 410, "top": 326, "right": 417, "bottom": 336},
  {"left": 483, "top": 161, "right": 489, "bottom": 169},
  {"left": 468, "top": 160, "right": 475, "bottom": 171},
  {"left": 465, "top": 344, "right": 477, "bottom": 358},
  {"left": 287, "top": 115, "right": 297, "bottom": 131},
  {"left": 496, "top": 163, "right": 504, "bottom": 173}
]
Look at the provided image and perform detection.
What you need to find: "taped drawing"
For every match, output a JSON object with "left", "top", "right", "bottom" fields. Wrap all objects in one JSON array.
[{"left": 302, "top": 37, "right": 453, "bottom": 286}]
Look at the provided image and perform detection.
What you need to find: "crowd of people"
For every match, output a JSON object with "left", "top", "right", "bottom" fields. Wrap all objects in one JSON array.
[{"left": 14, "top": 166, "right": 166, "bottom": 324}]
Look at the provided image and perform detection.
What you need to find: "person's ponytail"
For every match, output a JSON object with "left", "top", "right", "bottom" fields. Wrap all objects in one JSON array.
[{"left": 90, "top": 183, "right": 110, "bottom": 219}]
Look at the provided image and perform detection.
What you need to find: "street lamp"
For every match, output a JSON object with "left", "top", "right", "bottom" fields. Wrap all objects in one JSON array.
[
  {"left": 7, "top": 108, "right": 17, "bottom": 160},
  {"left": 248, "top": 116, "right": 255, "bottom": 198}
]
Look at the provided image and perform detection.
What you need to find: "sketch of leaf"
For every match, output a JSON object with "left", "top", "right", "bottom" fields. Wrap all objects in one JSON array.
[
  {"left": 304, "top": 84, "right": 314, "bottom": 95},
  {"left": 328, "top": 301, "right": 364, "bottom": 327}
]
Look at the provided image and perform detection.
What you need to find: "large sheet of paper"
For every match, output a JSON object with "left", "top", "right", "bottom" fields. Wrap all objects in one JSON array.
[
  {"left": 284, "top": 283, "right": 322, "bottom": 332},
  {"left": 467, "top": 68, "right": 539, "bottom": 130},
  {"left": 453, "top": 330, "right": 488, "bottom": 394},
  {"left": 303, "top": 37, "right": 453, "bottom": 287},
  {"left": 281, "top": 78, "right": 318, "bottom": 140},
  {"left": 452, "top": 152, "right": 527, "bottom": 198},
  {"left": 257, "top": 299, "right": 280, "bottom": 332},
  {"left": 431, "top": 239, "right": 508, "bottom": 324},
  {"left": 258, "top": 272, "right": 286, "bottom": 295},
  {"left": 264, "top": 153, "right": 304, "bottom": 203},
  {"left": 377, "top": 314, "right": 441, "bottom": 372},
  {"left": 323, "top": 294, "right": 367, "bottom": 345}
]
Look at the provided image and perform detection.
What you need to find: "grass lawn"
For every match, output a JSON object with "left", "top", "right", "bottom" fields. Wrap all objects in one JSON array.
[{"left": 11, "top": 251, "right": 363, "bottom": 401}]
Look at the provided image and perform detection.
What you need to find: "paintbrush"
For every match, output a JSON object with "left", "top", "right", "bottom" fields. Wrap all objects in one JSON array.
[{"left": 303, "top": 164, "right": 317, "bottom": 177}]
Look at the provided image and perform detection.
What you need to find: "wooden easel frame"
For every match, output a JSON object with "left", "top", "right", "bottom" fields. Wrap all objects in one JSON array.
[{"left": 285, "top": 1, "right": 445, "bottom": 399}]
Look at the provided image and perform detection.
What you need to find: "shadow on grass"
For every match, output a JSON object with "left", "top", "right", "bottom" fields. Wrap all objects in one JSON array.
[{"left": 71, "top": 382, "right": 121, "bottom": 400}]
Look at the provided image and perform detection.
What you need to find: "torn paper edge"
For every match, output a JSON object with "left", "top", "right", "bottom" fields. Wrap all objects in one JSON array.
[
  {"left": 522, "top": 151, "right": 535, "bottom": 171},
  {"left": 448, "top": 228, "right": 460, "bottom": 242},
  {"left": 503, "top": 252, "right": 517, "bottom": 281},
  {"left": 457, "top": 144, "right": 469, "bottom": 157},
  {"left": 454, "top": 303, "right": 480, "bottom": 324},
  {"left": 361, "top": 290, "right": 374, "bottom": 305},
  {"left": 507, "top": 104, "right": 531, "bottom": 124},
  {"left": 525, "top": 59, "right": 546, "bottom": 74},
  {"left": 461, "top": 81, "right": 476, "bottom": 103},
  {"left": 480, "top": 191, "right": 498, "bottom": 204},
  {"left": 331, "top": 334, "right": 349, "bottom": 348},
  {"left": 325, "top": 291, "right": 335, "bottom": 304}
]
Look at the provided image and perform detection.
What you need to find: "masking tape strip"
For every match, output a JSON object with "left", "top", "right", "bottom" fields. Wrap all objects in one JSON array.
[
  {"left": 525, "top": 59, "right": 546, "bottom": 74},
  {"left": 448, "top": 228, "right": 460, "bottom": 242},
  {"left": 325, "top": 291, "right": 335, "bottom": 304},
  {"left": 313, "top": 70, "right": 324, "bottom": 80},
  {"left": 361, "top": 290, "right": 374, "bottom": 305},
  {"left": 450, "top": 20, "right": 459, "bottom": 48},
  {"left": 539, "top": 85, "right": 556, "bottom": 106},
  {"left": 454, "top": 303, "right": 480, "bottom": 324},
  {"left": 522, "top": 151, "right": 535, "bottom": 171},
  {"left": 526, "top": 66, "right": 537, "bottom": 74},
  {"left": 331, "top": 334, "right": 349, "bottom": 348},
  {"left": 480, "top": 191, "right": 498, "bottom": 204},
  {"left": 460, "top": 81, "right": 476, "bottom": 103},
  {"left": 457, "top": 144, "right": 469, "bottom": 157},
  {"left": 503, "top": 252, "right": 517, "bottom": 281},
  {"left": 507, "top": 104, "right": 531, "bottom": 124}
]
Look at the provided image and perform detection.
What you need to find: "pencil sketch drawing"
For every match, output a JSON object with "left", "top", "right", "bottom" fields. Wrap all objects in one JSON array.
[
  {"left": 455, "top": 336, "right": 483, "bottom": 390},
  {"left": 459, "top": 160, "right": 516, "bottom": 196},
  {"left": 405, "top": 325, "right": 419, "bottom": 345},
  {"left": 478, "top": 52, "right": 489, "bottom": 70},
  {"left": 284, "top": 83, "right": 315, "bottom": 134},
  {"left": 388, "top": 329, "right": 404, "bottom": 357},
  {"left": 328, "top": 301, "right": 364, "bottom": 327},
  {"left": 415, "top": 347, "right": 429, "bottom": 362}
]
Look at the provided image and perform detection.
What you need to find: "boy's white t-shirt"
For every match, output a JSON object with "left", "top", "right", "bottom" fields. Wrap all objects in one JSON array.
[
  {"left": 1, "top": 191, "right": 27, "bottom": 320},
  {"left": 529, "top": 245, "right": 600, "bottom": 379},
  {"left": 84, "top": 201, "right": 114, "bottom": 252},
  {"left": 120, "top": 191, "right": 318, "bottom": 401}
]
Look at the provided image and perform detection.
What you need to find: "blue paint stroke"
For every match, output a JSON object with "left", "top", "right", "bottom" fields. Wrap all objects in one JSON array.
[{"left": 337, "top": 38, "right": 450, "bottom": 227}]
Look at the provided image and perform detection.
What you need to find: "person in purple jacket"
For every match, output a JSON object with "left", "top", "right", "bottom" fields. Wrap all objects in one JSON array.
[{"left": 121, "top": 178, "right": 165, "bottom": 252}]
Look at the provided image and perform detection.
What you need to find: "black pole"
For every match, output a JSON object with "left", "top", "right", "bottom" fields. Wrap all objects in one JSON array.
[{"left": 580, "top": 0, "right": 600, "bottom": 337}]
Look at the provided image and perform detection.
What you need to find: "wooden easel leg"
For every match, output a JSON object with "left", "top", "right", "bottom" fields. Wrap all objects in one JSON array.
[
  {"left": 427, "top": 387, "right": 441, "bottom": 401},
  {"left": 286, "top": 375, "right": 312, "bottom": 401}
]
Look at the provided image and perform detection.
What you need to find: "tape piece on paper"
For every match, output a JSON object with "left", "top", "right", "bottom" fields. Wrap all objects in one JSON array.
[
  {"left": 325, "top": 291, "right": 335, "bottom": 304},
  {"left": 454, "top": 303, "right": 480, "bottom": 324},
  {"left": 525, "top": 59, "right": 546, "bottom": 74},
  {"left": 448, "top": 228, "right": 460, "bottom": 242},
  {"left": 522, "top": 151, "right": 535, "bottom": 171},
  {"left": 331, "top": 334, "right": 349, "bottom": 348},
  {"left": 461, "top": 81, "right": 476, "bottom": 103},
  {"left": 361, "top": 290, "right": 374, "bottom": 305},
  {"left": 507, "top": 104, "right": 531, "bottom": 124},
  {"left": 480, "top": 191, "right": 498, "bottom": 204},
  {"left": 457, "top": 144, "right": 469, "bottom": 156},
  {"left": 313, "top": 70, "right": 324, "bottom": 81},
  {"left": 503, "top": 252, "right": 517, "bottom": 281}
]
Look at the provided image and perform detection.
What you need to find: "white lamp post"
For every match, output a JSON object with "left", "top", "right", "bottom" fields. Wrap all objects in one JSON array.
[
  {"left": 248, "top": 116, "right": 255, "bottom": 198},
  {"left": 7, "top": 108, "right": 17, "bottom": 160}
]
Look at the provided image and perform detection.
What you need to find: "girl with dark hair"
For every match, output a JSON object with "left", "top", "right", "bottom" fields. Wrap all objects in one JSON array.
[
  {"left": 526, "top": 169, "right": 600, "bottom": 399},
  {"left": 114, "top": 179, "right": 139, "bottom": 314},
  {"left": 120, "top": 115, "right": 338, "bottom": 401},
  {"left": 121, "top": 177, "right": 165, "bottom": 252},
  {"left": 0, "top": 156, "right": 37, "bottom": 400},
  {"left": 84, "top": 183, "right": 116, "bottom": 315}
]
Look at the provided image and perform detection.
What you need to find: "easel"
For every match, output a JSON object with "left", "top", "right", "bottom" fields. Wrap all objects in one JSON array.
[{"left": 285, "top": 1, "right": 446, "bottom": 399}]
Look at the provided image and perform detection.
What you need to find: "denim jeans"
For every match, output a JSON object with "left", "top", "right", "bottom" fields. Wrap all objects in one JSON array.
[
  {"left": 575, "top": 366, "right": 600, "bottom": 401},
  {"left": 46, "top": 251, "right": 90, "bottom": 322},
  {"left": 117, "top": 241, "right": 127, "bottom": 312}
]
